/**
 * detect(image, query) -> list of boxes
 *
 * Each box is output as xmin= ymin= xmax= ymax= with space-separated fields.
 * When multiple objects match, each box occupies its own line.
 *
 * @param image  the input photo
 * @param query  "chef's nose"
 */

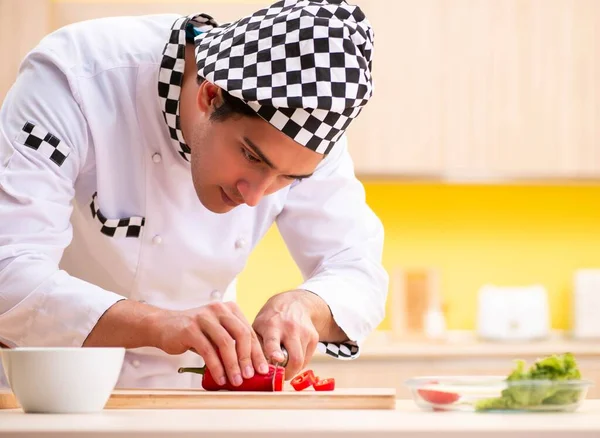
xmin=237 ymin=177 xmax=272 ymax=207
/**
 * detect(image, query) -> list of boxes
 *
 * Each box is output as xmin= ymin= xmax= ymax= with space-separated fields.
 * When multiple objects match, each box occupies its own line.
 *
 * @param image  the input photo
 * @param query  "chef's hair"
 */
xmin=197 ymin=77 xmax=260 ymax=122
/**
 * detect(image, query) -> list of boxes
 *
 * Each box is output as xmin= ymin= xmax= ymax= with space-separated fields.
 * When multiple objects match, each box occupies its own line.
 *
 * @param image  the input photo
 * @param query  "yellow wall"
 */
xmin=237 ymin=182 xmax=600 ymax=331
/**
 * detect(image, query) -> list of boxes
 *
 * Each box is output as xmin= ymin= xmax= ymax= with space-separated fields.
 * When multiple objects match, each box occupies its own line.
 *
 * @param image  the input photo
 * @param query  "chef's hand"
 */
xmin=252 ymin=290 xmax=324 ymax=379
xmin=151 ymin=301 xmax=270 ymax=387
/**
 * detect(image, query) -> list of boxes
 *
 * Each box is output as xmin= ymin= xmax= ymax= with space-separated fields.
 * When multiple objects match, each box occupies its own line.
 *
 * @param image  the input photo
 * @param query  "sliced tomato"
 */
xmin=417 ymin=385 xmax=459 ymax=404
xmin=291 ymin=369 xmax=317 ymax=391
xmin=313 ymin=378 xmax=335 ymax=391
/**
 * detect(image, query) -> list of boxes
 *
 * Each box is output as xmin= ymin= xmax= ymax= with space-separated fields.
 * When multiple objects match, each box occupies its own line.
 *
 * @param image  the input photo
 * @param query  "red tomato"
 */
xmin=417 ymin=385 xmax=460 ymax=404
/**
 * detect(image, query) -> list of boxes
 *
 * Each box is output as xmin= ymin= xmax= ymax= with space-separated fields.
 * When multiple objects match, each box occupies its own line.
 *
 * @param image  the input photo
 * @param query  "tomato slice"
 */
xmin=291 ymin=369 xmax=317 ymax=391
xmin=313 ymin=378 xmax=335 ymax=391
xmin=417 ymin=382 xmax=460 ymax=405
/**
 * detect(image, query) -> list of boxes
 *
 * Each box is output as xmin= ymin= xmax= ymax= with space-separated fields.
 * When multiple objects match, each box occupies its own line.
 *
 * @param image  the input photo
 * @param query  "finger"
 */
xmin=261 ymin=328 xmax=285 ymax=364
xmin=250 ymin=330 xmax=270 ymax=375
xmin=188 ymin=331 xmax=226 ymax=386
xmin=226 ymin=303 xmax=269 ymax=375
xmin=220 ymin=313 xmax=254 ymax=380
xmin=281 ymin=335 xmax=304 ymax=378
xmin=201 ymin=320 xmax=242 ymax=387
xmin=302 ymin=332 xmax=319 ymax=369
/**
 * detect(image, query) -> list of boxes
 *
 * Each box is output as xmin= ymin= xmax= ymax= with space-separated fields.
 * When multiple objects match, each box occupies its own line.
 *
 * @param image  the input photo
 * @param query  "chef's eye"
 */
xmin=242 ymin=148 xmax=261 ymax=163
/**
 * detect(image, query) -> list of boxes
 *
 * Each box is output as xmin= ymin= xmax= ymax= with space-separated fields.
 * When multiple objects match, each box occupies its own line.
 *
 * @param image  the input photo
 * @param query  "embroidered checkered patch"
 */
xmin=158 ymin=14 xmax=218 ymax=162
xmin=317 ymin=341 xmax=359 ymax=360
xmin=89 ymin=192 xmax=145 ymax=238
xmin=16 ymin=122 xmax=70 ymax=166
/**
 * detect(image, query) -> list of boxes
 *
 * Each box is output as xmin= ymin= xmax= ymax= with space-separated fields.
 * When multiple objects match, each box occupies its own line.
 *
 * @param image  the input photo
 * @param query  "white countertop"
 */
xmin=1 ymin=399 xmax=599 ymax=438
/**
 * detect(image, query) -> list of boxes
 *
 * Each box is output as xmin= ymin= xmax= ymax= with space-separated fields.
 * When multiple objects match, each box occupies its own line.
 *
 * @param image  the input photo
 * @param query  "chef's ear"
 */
xmin=196 ymin=79 xmax=223 ymax=114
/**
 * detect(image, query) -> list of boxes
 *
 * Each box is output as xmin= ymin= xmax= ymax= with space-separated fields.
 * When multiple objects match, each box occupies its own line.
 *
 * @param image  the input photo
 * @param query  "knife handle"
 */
xmin=280 ymin=345 xmax=289 ymax=367
xmin=270 ymin=345 xmax=288 ymax=367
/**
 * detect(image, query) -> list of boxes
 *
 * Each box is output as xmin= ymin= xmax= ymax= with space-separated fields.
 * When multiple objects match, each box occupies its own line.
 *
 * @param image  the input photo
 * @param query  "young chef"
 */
xmin=0 ymin=0 xmax=388 ymax=389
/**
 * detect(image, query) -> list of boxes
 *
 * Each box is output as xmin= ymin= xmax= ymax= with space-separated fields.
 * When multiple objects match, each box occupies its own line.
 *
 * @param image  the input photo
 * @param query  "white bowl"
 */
xmin=1 ymin=347 xmax=125 ymax=413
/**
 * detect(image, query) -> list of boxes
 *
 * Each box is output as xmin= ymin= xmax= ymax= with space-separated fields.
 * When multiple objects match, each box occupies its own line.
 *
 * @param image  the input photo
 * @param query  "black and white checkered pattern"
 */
xmin=193 ymin=0 xmax=374 ymax=154
xmin=318 ymin=341 xmax=359 ymax=360
xmin=158 ymin=0 xmax=374 ymax=160
xmin=89 ymin=192 xmax=145 ymax=238
xmin=16 ymin=122 xmax=70 ymax=166
xmin=158 ymin=14 xmax=218 ymax=162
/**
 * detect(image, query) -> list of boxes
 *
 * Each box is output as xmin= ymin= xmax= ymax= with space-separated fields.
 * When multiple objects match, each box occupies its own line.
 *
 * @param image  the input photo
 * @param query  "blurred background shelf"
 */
xmin=334 ymin=329 xmax=600 ymax=359
xmin=309 ymin=330 xmax=600 ymax=398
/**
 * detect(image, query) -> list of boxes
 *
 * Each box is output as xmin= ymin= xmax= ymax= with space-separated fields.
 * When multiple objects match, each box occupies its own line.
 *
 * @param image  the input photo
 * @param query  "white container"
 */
xmin=572 ymin=269 xmax=600 ymax=339
xmin=1 ymin=347 xmax=125 ymax=413
xmin=476 ymin=284 xmax=550 ymax=341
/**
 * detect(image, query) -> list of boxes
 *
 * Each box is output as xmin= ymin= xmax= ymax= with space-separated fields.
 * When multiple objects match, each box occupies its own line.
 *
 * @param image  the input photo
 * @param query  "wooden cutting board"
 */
xmin=0 ymin=388 xmax=396 ymax=410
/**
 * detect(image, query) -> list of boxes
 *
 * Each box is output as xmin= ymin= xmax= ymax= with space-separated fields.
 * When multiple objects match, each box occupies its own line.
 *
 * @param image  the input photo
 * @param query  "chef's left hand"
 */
xmin=252 ymin=289 xmax=323 ymax=378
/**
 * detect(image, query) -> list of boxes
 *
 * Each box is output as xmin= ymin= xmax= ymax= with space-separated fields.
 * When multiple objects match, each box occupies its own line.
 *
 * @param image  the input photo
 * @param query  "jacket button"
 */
xmin=152 ymin=235 xmax=162 ymax=245
xmin=152 ymin=153 xmax=162 ymax=163
xmin=210 ymin=290 xmax=222 ymax=301
xmin=235 ymin=238 xmax=246 ymax=249
xmin=132 ymin=360 xmax=141 ymax=368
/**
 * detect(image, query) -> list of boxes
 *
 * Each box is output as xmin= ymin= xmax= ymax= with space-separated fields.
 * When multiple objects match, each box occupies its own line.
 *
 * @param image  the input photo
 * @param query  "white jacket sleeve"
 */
xmin=276 ymin=135 xmax=389 ymax=357
xmin=0 ymin=47 xmax=125 ymax=347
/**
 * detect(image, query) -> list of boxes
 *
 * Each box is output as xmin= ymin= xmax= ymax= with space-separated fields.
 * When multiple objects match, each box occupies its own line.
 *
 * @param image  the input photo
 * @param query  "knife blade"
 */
xmin=270 ymin=346 xmax=288 ymax=391
xmin=271 ymin=362 xmax=280 ymax=390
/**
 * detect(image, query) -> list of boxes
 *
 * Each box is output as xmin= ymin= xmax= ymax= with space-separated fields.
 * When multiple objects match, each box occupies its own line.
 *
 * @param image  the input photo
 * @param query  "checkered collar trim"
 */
xmin=192 ymin=0 xmax=374 ymax=154
xmin=158 ymin=14 xmax=218 ymax=163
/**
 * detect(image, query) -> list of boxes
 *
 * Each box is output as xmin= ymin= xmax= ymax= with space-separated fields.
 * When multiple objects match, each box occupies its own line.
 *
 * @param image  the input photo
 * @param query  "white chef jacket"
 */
xmin=0 ymin=13 xmax=388 ymax=388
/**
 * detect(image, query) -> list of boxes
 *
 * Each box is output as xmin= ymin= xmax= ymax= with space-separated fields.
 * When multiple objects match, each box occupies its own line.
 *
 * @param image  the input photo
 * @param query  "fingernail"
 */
xmin=233 ymin=374 xmax=243 ymax=386
xmin=259 ymin=363 xmax=269 ymax=374
xmin=218 ymin=376 xmax=227 ymax=386
xmin=244 ymin=365 xmax=254 ymax=378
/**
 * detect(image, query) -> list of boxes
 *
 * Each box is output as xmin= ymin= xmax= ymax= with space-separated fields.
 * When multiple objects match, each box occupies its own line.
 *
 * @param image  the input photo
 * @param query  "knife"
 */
xmin=271 ymin=346 xmax=288 ymax=390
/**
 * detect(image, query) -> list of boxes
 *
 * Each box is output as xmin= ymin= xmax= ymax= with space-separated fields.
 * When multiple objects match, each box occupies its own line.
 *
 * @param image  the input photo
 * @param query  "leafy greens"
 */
xmin=475 ymin=352 xmax=583 ymax=411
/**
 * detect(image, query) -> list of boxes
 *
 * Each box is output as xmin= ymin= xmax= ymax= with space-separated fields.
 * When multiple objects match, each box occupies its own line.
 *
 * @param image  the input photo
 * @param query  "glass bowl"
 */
xmin=404 ymin=375 xmax=594 ymax=412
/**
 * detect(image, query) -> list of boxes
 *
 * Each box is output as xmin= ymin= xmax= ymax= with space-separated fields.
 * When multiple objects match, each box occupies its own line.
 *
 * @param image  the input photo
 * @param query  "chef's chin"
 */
xmin=195 ymin=186 xmax=236 ymax=214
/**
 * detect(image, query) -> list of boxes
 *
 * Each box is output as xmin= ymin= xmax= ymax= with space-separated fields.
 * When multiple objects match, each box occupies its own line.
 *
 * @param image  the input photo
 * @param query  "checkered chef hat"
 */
xmin=193 ymin=0 xmax=375 ymax=154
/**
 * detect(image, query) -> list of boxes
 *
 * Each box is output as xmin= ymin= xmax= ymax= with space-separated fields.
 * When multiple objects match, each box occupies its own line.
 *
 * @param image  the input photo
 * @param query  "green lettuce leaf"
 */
xmin=474 ymin=352 xmax=582 ymax=411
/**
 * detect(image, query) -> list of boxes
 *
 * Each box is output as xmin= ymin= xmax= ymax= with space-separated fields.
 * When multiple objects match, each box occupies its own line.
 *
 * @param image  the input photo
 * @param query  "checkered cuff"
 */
xmin=317 ymin=341 xmax=359 ymax=360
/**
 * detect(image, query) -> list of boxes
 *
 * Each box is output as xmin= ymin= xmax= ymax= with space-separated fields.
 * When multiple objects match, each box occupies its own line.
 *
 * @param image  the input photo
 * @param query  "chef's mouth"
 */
xmin=220 ymin=187 xmax=242 ymax=207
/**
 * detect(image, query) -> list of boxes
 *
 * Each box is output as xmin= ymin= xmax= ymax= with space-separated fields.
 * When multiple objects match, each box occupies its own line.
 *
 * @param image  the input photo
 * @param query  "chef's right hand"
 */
xmin=150 ymin=301 xmax=270 ymax=386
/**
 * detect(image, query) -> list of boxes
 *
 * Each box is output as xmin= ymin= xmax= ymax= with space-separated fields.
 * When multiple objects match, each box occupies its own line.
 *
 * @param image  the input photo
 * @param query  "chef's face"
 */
xmin=185 ymin=81 xmax=323 ymax=214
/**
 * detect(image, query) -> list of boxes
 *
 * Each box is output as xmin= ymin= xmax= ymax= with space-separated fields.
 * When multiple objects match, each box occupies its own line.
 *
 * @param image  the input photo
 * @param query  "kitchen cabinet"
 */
xmin=343 ymin=0 xmax=446 ymax=177
xmin=0 ymin=0 xmax=599 ymax=180
xmin=351 ymin=0 xmax=600 ymax=180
